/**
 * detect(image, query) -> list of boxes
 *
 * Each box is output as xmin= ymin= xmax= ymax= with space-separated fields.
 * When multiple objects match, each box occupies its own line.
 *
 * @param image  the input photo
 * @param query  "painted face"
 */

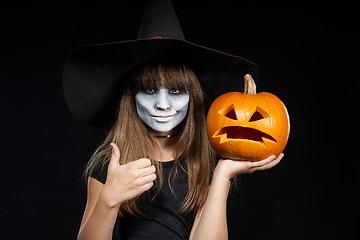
xmin=135 ymin=87 xmax=190 ymax=133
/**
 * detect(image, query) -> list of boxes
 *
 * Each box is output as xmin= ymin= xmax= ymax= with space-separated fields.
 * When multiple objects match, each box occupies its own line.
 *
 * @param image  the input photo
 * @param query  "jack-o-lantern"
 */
xmin=206 ymin=74 xmax=290 ymax=160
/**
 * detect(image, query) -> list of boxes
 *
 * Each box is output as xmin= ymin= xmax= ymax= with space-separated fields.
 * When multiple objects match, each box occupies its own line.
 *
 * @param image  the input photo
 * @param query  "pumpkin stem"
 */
xmin=244 ymin=74 xmax=257 ymax=95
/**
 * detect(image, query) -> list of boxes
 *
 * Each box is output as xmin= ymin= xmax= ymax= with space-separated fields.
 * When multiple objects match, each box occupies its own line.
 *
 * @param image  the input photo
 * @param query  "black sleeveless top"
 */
xmin=91 ymin=160 xmax=194 ymax=240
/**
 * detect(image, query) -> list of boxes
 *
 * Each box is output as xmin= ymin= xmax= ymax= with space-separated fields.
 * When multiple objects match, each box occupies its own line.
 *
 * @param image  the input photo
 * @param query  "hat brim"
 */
xmin=62 ymin=38 xmax=258 ymax=129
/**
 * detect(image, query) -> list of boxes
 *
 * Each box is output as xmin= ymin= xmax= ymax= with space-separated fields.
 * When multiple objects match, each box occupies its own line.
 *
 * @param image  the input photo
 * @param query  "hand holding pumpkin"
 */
xmin=214 ymin=153 xmax=284 ymax=180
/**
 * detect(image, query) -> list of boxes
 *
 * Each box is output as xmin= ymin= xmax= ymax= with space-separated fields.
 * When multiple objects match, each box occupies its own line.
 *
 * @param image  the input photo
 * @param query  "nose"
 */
xmin=155 ymin=89 xmax=171 ymax=110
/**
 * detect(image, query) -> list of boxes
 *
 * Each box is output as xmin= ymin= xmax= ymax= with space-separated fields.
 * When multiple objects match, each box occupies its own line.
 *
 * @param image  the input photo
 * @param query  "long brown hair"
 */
xmin=84 ymin=61 xmax=216 ymax=217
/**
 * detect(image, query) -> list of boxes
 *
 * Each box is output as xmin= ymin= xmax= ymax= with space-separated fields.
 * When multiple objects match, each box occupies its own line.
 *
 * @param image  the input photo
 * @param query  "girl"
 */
xmin=77 ymin=61 xmax=283 ymax=240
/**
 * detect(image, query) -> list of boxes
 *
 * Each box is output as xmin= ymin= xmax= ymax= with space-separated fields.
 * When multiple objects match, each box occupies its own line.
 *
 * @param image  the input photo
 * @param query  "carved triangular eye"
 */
xmin=249 ymin=107 xmax=269 ymax=122
xmin=224 ymin=105 xmax=237 ymax=120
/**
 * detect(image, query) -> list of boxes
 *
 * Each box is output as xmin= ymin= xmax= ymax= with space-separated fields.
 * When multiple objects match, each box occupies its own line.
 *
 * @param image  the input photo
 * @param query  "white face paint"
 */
xmin=135 ymin=87 xmax=190 ymax=133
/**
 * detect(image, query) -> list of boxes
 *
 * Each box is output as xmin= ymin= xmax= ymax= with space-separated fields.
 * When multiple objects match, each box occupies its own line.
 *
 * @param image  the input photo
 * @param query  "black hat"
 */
xmin=62 ymin=0 xmax=258 ymax=129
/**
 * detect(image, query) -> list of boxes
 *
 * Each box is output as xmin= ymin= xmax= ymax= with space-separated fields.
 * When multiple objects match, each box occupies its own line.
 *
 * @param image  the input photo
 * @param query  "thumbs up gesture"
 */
xmin=100 ymin=143 xmax=157 ymax=208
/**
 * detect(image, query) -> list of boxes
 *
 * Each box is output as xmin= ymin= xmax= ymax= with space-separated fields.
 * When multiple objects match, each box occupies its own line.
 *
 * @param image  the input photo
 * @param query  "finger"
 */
xmin=131 ymin=158 xmax=152 ymax=169
xmin=252 ymin=157 xmax=280 ymax=171
xmin=252 ymin=153 xmax=284 ymax=171
xmin=140 ymin=181 xmax=154 ymax=192
xmin=135 ymin=173 xmax=157 ymax=186
xmin=109 ymin=143 xmax=120 ymax=169
xmin=139 ymin=165 xmax=156 ymax=177
xmin=251 ymin=155 xmax=276 ymax=168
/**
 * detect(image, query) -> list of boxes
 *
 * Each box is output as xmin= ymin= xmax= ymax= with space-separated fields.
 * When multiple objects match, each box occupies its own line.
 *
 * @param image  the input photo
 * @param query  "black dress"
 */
xmin=91 ymin=160 xmax=194 ymax=240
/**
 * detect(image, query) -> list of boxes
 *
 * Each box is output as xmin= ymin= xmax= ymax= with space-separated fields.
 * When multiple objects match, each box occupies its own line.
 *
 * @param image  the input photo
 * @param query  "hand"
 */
xmin=100 ymin=143 xmax=157 ymax=208
xmin=214 ymin=153 xmax=284 ymax=180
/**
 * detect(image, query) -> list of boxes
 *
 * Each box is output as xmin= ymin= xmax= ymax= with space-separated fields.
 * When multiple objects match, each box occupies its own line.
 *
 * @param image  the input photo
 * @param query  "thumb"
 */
xmin=109 ymin=142 xmax=121 ymax=169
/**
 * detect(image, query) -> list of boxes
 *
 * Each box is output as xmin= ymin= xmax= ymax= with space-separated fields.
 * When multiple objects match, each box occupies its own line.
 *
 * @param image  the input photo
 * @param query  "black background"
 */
xmin=1 ymin=2 xmax=358 ymax=240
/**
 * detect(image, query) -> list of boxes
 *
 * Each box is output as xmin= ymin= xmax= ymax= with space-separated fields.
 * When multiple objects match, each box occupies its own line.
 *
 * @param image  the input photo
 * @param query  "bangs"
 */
xmin=131 ymin=61 xmax=192 ymax=93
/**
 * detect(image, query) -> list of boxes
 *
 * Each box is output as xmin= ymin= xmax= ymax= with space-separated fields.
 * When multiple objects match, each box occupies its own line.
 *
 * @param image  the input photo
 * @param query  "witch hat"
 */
xmin=62 ymin=0 xmax=258 ymax=129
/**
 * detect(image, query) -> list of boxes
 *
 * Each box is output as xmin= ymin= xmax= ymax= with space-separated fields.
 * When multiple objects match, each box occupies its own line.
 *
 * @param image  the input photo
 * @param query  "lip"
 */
xmin=151 ymin=114 xmax=175 ymax=122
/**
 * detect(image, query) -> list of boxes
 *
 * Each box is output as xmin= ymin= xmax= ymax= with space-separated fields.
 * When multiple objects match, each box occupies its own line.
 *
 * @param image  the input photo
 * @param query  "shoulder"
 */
xmin=90 ymin=162 xmax=109 ymax=185
xmin=88 ymin=176 xmax=105 ymax=193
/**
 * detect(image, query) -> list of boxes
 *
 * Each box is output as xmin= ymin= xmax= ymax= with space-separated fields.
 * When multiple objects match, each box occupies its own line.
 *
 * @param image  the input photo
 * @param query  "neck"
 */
xmin=150 ymin=129 xmax=178 ymax=162
xmin=154 ymin=133 xmax=177 ymax=139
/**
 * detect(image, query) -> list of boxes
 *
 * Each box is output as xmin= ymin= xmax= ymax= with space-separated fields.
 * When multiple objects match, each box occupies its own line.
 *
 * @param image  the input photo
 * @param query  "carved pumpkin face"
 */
xmin=206 ymin=75 xmax=290 ymax=160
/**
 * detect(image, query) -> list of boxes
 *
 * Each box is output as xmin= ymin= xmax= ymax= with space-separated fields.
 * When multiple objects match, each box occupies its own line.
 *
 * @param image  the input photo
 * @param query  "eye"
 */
xmin=169 ymin=88 xmax=180 ymax=94
xmin=144 ymin=89 xmax=156 ymax=94
xmin=249 ymin=107 xmax=269 ymax=122
xmin=224 ymin=105 xmax=237 ymax=120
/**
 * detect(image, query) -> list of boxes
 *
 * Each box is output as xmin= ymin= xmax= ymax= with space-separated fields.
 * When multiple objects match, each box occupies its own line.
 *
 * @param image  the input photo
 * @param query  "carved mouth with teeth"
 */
xmin=214 ymin=126 xmax=277 ymax=144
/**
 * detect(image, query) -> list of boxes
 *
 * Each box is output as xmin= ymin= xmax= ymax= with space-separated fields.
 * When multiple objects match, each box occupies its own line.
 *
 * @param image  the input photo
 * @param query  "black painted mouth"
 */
xmin=215 ymin=126 xmax=277 ymax=143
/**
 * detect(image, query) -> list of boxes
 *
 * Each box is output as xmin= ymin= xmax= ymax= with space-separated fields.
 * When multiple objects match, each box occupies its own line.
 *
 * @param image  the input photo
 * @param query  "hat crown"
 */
xmin=137 ymin=0 xmax=185 ymax=40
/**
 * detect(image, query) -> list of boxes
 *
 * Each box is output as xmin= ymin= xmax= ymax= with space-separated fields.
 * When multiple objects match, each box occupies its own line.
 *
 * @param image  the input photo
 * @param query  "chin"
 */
xmin=153 ymin=127 xmax=173 ymax=133
xmin=151 ymin=123 xmax=176 ymax=133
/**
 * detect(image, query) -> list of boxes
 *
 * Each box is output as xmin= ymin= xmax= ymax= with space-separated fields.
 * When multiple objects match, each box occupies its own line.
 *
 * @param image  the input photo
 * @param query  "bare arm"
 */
xmin=189 ymin=175 xmax=230 ymax=240
xmin=190 ymin=154 xmax=284 ymax=240
xmin=77 ymin=178 xmax=119 ymax=240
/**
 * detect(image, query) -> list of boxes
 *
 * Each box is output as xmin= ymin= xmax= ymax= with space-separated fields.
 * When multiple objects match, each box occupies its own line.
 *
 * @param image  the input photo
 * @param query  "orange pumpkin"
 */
xmin=206 ymin=74 xmax=290 ymax=160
